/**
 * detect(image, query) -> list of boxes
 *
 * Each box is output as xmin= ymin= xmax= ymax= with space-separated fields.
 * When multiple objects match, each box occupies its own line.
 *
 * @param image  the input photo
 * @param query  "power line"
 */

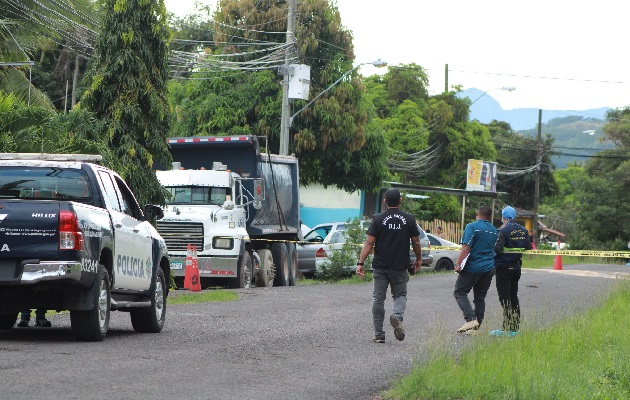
xmin=449 ymin=68 xmax=628 ymax=85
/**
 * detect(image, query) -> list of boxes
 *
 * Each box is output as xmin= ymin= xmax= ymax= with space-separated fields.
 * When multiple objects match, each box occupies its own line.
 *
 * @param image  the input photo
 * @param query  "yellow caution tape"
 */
xmin=158 ymin=233 xmax=630 ymax=258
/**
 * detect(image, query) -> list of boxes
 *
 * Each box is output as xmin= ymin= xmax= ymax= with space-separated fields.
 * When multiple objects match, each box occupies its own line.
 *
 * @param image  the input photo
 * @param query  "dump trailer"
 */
xmin=156 ymin=135 xmax=301 ymax=288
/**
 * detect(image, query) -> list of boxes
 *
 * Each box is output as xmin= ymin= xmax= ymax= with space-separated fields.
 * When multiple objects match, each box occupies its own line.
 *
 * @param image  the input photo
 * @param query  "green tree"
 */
xmin=550 ymin=107 xmax=630 ymax=250
xmin=487 ymin=120 xmax=558 ymax=210
xmin=81 ymin=0 xmax=172 ymax=206
xmin=0 ymin=91 xmax=53 ymax=151
xmin=384 ymin=63 xmax=429 ymax=105
xmin=0 ymin=0 xmax=98 ymax=110
xmin=362 ymin=76 xmax=500 ymax=222
xmin=168 ymin=0 xmax=389 ymax=192
xmin=0 ymin=90 xmax=114 ymax=162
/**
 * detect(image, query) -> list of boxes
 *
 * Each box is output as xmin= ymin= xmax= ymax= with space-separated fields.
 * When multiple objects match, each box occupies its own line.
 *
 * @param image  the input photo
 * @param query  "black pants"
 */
xmin=454 ymin=269 xmax=495 ymax=325
xmin=495 ymin=263 xmax=521 ymax=331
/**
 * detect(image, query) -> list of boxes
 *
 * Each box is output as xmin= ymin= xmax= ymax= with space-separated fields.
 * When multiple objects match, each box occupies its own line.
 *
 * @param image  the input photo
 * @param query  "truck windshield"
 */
xmin=165 ymin=186 xmax=229 ymax=205
xmin=0 ymin=166 xmax=91 ymax=201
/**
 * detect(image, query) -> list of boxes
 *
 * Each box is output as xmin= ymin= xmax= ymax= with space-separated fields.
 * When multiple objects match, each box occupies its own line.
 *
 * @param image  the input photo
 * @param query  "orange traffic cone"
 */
xmin=190 ymin=245 xmax=201 ymax=292
xmin=184 ymin=244 xmax=194 ymax=289
xmin=553 ymin=240 xmax=563 ymax=270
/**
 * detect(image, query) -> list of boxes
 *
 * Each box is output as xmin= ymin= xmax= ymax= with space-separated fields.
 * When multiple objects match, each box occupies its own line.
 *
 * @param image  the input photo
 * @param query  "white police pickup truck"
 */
xmin=0 ymin=154 xmax=170 ymax=341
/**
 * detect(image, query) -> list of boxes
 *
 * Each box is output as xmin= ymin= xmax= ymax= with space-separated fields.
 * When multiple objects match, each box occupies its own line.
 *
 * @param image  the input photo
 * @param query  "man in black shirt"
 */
xmin=492 ymin=206 xmax=532 ymax=336
xmin=356 ymin=189 xmax=423 ymax=343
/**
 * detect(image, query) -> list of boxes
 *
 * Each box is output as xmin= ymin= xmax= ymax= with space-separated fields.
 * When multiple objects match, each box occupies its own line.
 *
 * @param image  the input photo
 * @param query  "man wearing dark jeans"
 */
xmin=17 ymin=309 xmax=51 ymax=328
xmin=356 ymin=189 xmax=423 ymax=343
xmin=492 ymin=206 xmax=532 ymax=336
xmin=453 ymin=205 xmax=498 ymax=334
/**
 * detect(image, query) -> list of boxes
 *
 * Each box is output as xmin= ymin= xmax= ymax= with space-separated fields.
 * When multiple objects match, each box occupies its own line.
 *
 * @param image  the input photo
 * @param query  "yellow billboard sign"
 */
xmin=466 ymin=159 xmax=497 ymax=192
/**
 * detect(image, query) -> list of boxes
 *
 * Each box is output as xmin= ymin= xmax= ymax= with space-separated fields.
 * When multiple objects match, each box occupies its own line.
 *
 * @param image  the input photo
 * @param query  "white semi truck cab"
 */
xmin=155 ymin=136 xmax=301 ymax=289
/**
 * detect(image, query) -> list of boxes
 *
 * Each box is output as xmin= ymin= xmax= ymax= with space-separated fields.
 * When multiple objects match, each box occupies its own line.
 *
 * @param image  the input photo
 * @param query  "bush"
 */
xmin=315 ymin=217 xmax=372 ymax=282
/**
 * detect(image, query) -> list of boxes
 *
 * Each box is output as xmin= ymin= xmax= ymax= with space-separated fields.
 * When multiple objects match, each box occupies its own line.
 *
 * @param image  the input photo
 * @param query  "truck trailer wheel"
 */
xmin=0 ymin=313 xmax=17 ymax=329
xmin=286 ymin=242 xmax=298 ymax=286
xmin=255 ymin=249 xmax=275 ymax=288
xmin=131 ymin=268 xmax=167 ymax=333
xmin=272 ymin=243 xmax=290 ymax=286
xmin=71 ymin=265 xmax=111 ymax=342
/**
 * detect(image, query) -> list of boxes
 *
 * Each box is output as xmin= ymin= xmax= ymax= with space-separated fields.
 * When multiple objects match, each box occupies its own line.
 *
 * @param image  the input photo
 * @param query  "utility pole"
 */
xmin=532 ymin=109 xmax=542 ymax=247
xmin=279 ymin=0 xmax=297 ymax=156
xmin=444 ymin=63 xmax=448 ymax=93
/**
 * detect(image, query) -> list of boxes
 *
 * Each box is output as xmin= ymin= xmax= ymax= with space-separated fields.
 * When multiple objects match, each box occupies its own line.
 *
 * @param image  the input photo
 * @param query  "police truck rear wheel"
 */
xmin=131 ymin=268 xmax=167 ymax=333
xmin=70 ymin=265 xmax=111 ymax=342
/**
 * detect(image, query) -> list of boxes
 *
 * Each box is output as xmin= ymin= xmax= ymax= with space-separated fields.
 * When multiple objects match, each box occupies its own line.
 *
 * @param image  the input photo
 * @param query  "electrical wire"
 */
xmin=449 ymin=68 xmax=627 ymax=85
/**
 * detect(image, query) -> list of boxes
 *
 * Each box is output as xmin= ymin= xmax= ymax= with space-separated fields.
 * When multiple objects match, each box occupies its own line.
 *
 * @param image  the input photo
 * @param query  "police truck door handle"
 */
xmin=115 ymin=223 xmax=122 ymax=229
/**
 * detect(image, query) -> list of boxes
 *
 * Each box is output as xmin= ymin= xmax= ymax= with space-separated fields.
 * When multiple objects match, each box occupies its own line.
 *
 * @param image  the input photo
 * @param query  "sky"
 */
xmin=165 ymin=0 xmax=630 ymax=112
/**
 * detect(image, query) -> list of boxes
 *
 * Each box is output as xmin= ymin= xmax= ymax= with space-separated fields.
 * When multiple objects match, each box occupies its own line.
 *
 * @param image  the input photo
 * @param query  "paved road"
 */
xmin=0 ymin=263 xmax=628 ymax=400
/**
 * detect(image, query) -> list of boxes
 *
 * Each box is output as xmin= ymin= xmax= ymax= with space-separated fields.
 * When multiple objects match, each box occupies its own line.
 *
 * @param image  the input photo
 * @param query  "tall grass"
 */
xmin=385 ymin=280 xmax=630 ymax=400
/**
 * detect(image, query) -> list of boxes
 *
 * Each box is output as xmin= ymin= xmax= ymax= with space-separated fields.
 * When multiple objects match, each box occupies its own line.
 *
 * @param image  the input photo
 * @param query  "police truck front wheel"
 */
xmin=131 ymin=268 xmax=167 ymax=333
xmin=71 ymin=265 xmax=111 ymax=342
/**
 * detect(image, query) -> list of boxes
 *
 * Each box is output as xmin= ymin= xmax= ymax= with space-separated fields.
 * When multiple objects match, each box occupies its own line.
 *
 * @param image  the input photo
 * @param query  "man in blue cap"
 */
xmin=492 ymin=206 xmax=532 ymax=336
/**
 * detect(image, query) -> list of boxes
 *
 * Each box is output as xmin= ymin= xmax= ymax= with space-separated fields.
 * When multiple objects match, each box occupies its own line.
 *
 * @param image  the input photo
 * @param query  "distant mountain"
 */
xmin=457 ymin=89 xmax=615 ymax=168
xmin=458 ymin=88 xmax=610 ymax=131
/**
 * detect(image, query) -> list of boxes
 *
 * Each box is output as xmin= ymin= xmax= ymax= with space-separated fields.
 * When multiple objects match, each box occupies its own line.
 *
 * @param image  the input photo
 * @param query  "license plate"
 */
xmin=171 ymin=261 xmax=183 ymax=270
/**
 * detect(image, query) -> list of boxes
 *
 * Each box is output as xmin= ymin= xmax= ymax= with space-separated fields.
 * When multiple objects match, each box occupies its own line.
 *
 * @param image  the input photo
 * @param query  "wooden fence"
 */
xmin=418 ymin=219 xmax=461 ymax=244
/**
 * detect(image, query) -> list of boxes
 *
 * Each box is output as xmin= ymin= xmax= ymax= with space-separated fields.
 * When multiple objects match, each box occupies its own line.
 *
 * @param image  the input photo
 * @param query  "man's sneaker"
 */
xmin=457 ymin=319 xmax=479 ymax=333
xmin=465 ymin=328 xmax=480 ymax=335
xmin=16 ymin=319 xmax=29 ymax=328
xmin=390 ymin=315 xmax=405 ymax=341
xmin=490 ymin=329 xmax=521 ymax=337
xmin=35 ymin=317 xmax=52 ymax=328
xmin=372 ymin=337 xmax=385 ymax=344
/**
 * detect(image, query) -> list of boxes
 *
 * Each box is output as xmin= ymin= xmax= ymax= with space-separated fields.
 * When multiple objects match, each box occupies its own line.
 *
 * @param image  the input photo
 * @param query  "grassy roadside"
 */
xmin=168 ymin=289 xmax=239 ymax=304
xmin=384 ymin=280 xmax=630 ymax=400
xmin=521 ymin=254 xmax=624 ymax=269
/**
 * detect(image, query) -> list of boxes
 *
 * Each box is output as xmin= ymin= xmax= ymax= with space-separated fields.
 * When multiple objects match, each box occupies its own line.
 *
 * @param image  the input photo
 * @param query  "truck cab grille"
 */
xmin=156 ymin=221 xmax=204 ymax=252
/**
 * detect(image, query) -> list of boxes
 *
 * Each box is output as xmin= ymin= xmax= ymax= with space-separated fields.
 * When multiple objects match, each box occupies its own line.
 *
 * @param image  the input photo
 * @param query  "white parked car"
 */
xmin=425 ymin=233 xmax=461 ymax=271
xmin=297 ymin=221 xmax=432 ymax=275
xmin=297 ymin=221 xmax=370 ymax=276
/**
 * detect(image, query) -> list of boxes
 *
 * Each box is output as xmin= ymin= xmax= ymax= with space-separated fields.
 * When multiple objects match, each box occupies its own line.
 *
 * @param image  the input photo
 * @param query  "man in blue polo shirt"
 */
xmin=453 ymin=205 xmax=498 ymax=334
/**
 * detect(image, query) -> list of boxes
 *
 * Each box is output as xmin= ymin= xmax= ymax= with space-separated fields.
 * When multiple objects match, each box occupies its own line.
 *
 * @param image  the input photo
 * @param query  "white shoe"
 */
xmin=457 ymin=320 xmax=479 ymax=333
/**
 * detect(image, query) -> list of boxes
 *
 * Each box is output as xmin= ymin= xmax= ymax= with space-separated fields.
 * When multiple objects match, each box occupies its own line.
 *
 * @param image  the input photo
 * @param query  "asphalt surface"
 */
xmin=0 ymin=263 xmax=628 ymax=400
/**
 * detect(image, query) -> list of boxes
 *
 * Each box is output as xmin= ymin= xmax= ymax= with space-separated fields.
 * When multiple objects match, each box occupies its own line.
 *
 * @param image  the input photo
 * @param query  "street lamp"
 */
xmin=469 ymin=86 xmax=516 ymax=105
xmin=279 ymin=59 xmax=388 ymax=155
